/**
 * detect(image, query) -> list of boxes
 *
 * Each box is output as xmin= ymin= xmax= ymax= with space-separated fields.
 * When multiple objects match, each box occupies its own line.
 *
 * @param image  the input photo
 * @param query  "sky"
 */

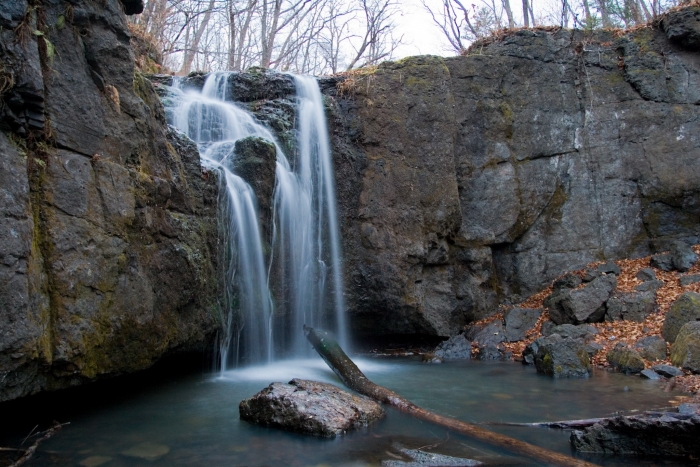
xmin=393 ymin=0 xmax=453 ymax=58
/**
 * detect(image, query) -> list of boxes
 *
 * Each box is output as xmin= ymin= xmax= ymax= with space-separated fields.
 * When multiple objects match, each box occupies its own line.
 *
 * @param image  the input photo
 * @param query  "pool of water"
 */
xmin=1 ymin=358 xmax=689 ymax=466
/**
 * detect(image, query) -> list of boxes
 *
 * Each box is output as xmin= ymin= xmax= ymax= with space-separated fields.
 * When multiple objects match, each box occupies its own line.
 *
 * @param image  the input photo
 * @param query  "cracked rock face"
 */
xmin=324 ymin=9 xmax=700 ymax=340
xmin=0 ymin=0 xmax=219 ymax=401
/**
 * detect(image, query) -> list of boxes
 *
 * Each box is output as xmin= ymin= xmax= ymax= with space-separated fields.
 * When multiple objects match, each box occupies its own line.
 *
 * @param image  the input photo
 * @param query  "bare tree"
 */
xmin=345 ymin=0 xmax=402 ymax=70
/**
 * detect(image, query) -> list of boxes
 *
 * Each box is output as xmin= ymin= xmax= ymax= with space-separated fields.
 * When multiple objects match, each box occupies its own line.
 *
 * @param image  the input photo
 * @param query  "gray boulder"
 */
xmin=651 ymin=364 xmax=684 ymax=378
xmin=680 ymin=274 xmax=700 ymax=287
xmin=634 ymin=336 xmax=667 ymax=361
xmin=670 ymin=322 xmax=700 ymax=373
xmin=531 ymin=334 xmax=591 ymax=378
xmin=636 ymin=268 xmax=657 ymax=282
xmin=640 ymin=369 xmax=662 ymax=380
xmin=636 ymin=280 xmax=664 ymax=293
xmin=552 ymin=273 xmax=583 ymax=290
xmin=606 ymin=345 xmax=645 ymax=374
xmin=571 ymin=413 xmax=700 ymax=456
xmin=670 ymin=241 xmax=698 ymax=272
xmin=650 ymin=253 xmax=675 ymax=272
xmin=605 ymin=291 xmax=656 ymax=322
xmin=548 ymin=274 xmax=617 ymax=325
xmin=662 ymin=292 xmax=700 ymax=343
xmin=239 ymin=379 xmax=384 ymax=437
xmin=583 ymin=262 xmax=621 ymax=281
xmin=549 ymin=324 xmax=598 ymax=341
xmin=433 ymin=334 xmax=471 ymax=360
xmin=468 ymin=321 xmax=508 ymax=360
xmin=504 ymin=307 xmax=542 ymax=342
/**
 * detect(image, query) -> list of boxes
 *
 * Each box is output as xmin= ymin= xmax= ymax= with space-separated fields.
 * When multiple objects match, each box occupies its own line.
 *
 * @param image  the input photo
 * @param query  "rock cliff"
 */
xmin=0 ymin=0 xmax=219 ymax=401
xmin=2 ymin=0 xmax=699 ymax=402
xmin=324 ymin=8 xmax=700 ymax=339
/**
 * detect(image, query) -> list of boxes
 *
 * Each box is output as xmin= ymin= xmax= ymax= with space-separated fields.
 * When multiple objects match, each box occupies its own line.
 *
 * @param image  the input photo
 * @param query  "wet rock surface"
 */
xmin=571 ymin=412 xmax=700 ymax=456
xmin=239 ymin=379 xmax=384 ymax=437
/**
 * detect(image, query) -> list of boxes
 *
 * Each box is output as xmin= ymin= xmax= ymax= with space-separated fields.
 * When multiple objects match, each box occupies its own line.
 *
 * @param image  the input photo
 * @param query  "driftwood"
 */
xmin=304 ymin=326 xmax=600 ymax=467
xmin=9 ymin=422 xmax=67 ymax=467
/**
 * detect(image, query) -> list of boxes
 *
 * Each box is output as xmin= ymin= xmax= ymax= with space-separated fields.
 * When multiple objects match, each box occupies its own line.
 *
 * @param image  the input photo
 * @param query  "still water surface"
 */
xmin=5 ymin=358 xmax=689 ymax=466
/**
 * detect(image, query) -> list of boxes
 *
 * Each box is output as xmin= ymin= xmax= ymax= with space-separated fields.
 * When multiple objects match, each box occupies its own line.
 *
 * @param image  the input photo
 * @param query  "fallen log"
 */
xmin=304 ymin=326 xmax=600 ymax=467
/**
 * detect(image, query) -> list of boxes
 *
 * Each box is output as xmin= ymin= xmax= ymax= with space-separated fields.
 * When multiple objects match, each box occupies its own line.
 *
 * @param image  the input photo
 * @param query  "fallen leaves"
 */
xmin=481 ymin=245 xmax=700 ymax=394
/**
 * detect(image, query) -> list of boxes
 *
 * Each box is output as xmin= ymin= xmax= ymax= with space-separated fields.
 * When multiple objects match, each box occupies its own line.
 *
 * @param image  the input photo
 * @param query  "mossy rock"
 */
xmin=670 ymin=322 xmax=700 ymax=373
xmin=662 ymin=292 xmax=700 ymax=343
xmin=606 ymin=346 xmax=645 ymax=374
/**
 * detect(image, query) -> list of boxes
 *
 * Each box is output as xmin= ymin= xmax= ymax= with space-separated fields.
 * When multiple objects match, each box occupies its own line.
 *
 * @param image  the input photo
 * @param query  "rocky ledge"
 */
xmin=571 ymin=410 xmax=700 ymax=456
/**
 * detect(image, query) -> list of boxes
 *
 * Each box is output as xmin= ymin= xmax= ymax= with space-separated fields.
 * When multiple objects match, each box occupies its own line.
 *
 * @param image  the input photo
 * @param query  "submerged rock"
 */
xmin=571 ymin=413 xmax=700 ymax=456
xmin=239 ymin=379 xmax=384 ymax=437
xmin=662 ymin=292 xmax=700 ymax=343
xmin=382 ymin=444 xmax=482 ymax=467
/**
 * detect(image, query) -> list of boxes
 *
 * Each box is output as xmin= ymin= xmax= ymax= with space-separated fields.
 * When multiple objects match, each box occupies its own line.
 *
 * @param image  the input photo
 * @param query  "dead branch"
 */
xmin=304 ymin=325 xmax=600 ymax=467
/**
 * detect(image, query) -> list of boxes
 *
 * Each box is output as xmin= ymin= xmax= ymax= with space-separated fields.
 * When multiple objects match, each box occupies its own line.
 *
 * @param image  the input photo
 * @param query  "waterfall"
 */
xmin=168 ymin=72 xmax=347 ymax=369
xmin=272 ymin=76 xmax=347 ymax=355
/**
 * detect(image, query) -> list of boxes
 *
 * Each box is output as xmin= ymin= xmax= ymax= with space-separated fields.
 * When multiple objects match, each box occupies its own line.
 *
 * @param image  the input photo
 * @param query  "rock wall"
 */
xmin=0 ymin=0 xmax=219 ymax=402
xmin=325 ymin=9 xmax=700 ymax=339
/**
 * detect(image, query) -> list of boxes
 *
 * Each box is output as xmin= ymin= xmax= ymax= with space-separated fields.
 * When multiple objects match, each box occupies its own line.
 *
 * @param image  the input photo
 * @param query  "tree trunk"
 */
xmin=522 ymin=0 xmax=529 ymax=27
xmin=502 ymin=0 xmax=515 ymax=28
xmin=304 ymin=327 xmax=601 ymax=467
xmin=179 ymin=0 xmax=216 ymax=75
xmin=596 ymin=0 xmax=612 ymax=27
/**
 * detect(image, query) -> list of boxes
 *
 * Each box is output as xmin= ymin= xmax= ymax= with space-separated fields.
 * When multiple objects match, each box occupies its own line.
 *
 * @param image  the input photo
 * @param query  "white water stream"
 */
xmin=169 ymin=72 xmax=346 ymax=369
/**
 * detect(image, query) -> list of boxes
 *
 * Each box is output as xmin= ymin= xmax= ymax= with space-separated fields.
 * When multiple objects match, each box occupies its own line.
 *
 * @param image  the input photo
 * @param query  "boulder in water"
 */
xmin=239 ymin=379 xmax=384 ymax=437
xmin=529 ymin=334 xmax=591 ymax=378
xmin=432 ymin=334 xmax=471 ymax=360
xmin=571 ymin=412 xmax=700 ymax=456
xmin=606 ymin=344 xmax=645 ymax=374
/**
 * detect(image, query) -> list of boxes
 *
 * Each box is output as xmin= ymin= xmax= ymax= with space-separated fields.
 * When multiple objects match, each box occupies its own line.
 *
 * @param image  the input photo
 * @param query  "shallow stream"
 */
xmin=1 ymin=358 xmax=689 ymax=466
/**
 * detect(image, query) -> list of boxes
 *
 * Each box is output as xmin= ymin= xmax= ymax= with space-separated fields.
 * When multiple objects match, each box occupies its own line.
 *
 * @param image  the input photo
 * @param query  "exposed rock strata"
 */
xmin=0 ymin=0 xmax=219 ymax=401
xmin=323 ymin=10 xmax=700 ymax=339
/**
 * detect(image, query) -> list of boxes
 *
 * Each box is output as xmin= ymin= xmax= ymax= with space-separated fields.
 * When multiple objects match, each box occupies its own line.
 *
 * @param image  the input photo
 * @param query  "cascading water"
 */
xmin=271 ymin=76 xmax=347 ymax=357
xmin=168 ymin=72 xmax=347 ymax=369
